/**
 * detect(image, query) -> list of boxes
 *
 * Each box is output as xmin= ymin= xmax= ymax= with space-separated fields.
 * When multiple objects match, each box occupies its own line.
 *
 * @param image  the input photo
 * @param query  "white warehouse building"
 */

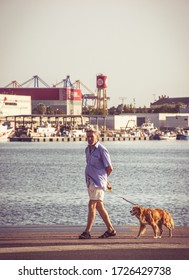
xmin=89 ymin=115 xmax=137 ymax=130
xmin=0 ymin=94 xmax=31 ymax=116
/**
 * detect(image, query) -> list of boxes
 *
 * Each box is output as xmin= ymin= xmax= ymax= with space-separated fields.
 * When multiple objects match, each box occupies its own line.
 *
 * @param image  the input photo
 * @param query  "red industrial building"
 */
xmin=0 ymin=76 xmax=82 ymax=115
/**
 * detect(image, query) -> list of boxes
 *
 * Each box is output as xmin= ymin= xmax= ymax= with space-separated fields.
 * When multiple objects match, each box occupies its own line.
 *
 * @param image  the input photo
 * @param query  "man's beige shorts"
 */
xmin=88 ymin=179 xmax=104 ymax=201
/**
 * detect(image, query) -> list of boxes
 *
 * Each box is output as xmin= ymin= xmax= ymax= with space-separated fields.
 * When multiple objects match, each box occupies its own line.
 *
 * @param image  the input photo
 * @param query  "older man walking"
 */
xmin=79 ymin=128 xmax=116 ymax=239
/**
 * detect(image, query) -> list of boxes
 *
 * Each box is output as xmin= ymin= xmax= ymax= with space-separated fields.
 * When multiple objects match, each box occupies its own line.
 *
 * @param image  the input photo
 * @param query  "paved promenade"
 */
xmin=0 ymin=225 xmax=188 ymax=260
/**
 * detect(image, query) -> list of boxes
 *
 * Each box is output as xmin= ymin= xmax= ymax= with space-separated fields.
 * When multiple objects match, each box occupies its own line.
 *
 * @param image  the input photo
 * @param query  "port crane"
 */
xmin=20 ymin=75 xmax=50 ymax=88
xmin=4 ymin=80 xmax=22 ymax=88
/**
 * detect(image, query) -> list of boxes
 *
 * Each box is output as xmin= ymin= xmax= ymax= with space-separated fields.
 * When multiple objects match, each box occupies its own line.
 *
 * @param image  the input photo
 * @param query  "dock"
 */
xmin=0 ymin=225 xmax=188 ymax=260
xmin=9 ymin=136 xmax=150 ymax=142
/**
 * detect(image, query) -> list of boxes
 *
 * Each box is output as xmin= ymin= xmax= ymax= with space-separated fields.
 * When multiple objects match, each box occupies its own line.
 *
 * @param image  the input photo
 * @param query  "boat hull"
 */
xmin=159 ymin=136 xmax=176 ymax=140
xmin=176 ymin=135 xmax=189 ymax=140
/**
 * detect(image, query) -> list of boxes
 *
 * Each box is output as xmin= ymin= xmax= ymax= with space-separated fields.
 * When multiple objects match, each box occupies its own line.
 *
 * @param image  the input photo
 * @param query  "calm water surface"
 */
xmin=0 ymin=140 xmax=189 ymax=227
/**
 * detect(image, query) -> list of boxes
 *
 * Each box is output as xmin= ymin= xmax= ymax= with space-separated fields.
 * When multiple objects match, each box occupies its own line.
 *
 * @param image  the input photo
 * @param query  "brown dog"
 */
xmin=130 ymin=205 xmax=174 ymax=238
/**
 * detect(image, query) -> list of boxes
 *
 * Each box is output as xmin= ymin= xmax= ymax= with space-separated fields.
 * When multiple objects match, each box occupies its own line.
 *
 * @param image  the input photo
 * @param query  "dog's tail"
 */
xmin=164 ymin=211 xmax=174 ymax=229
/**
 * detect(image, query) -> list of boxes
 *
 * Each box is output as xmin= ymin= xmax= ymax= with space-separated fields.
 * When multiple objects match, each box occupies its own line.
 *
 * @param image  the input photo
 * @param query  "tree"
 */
xmin=108 ymin=106 xmax=116 ymax=115
xmin=46 ymin=106 xmax=54 ymax=115
xmin=116 ymin=104 xmax=124 ymax=114
xmin=35 ymin=103 xmax=46 ymax=115
xmin=153 ymin=104 xmax=179 ymax=113
xmin=56 ymin=108 xmax=65 ymax=115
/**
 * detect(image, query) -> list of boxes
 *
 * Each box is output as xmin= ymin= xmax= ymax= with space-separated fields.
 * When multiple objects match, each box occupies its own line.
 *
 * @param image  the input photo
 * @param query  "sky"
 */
xmin=0 ymin=0 xmax=189 ymax=108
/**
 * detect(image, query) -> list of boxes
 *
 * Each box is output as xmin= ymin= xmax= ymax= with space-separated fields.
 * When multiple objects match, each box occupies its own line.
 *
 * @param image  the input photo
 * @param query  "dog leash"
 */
xmin=120 ymin=197 xmax=138 ymax=206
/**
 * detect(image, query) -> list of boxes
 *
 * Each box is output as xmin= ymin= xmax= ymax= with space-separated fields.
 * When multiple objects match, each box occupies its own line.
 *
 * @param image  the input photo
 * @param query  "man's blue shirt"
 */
xmin=85 ymin=142 xmax=112 ymax=191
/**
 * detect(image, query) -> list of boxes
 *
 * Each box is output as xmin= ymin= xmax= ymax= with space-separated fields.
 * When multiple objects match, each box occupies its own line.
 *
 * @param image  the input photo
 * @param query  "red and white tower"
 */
xmin=96 ymin=74 xmax=108 ymax=115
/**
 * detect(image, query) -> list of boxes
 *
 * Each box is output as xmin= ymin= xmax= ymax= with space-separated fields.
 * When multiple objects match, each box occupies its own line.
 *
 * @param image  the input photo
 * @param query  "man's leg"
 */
xmin=85 ymin=200 xmax=97 ymax=233
xmin=96 ymin=200 xmax=114 ymax=232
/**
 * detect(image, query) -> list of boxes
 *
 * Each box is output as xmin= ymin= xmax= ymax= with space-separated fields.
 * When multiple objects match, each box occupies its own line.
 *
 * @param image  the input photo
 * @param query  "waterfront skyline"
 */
xmin=0 ymin=0 xmax=189 ymax=108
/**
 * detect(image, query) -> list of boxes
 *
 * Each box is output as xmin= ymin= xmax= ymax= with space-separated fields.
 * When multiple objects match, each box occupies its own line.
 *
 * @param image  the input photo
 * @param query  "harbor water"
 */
xmin=0 ymin=140 xmax=189 ymax=227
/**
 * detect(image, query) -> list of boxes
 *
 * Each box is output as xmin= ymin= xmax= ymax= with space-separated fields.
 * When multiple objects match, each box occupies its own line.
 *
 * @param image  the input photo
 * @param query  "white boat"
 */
xmin=0 ymin=124 xmax=14 ymax=142
xmin=31 ymin=122 xmax=56 ymax=137
xmin=71 ymin=129 xmax=86 ymax=137
xmin=140 ymin=121 xmax=157 ymax=136
xmin=37 ymin=126 xmax=56 ymax=137
xmin=158 ymin=132 xmax=176 ymax=140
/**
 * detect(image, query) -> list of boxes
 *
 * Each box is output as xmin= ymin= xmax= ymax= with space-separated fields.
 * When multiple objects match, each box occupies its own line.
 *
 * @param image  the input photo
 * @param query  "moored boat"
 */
xmin=140 ymin=121 xmax=157 ymax=136
xmin=0 ymin=123 xmax=14 ymax=142
xmin=176 ymin=128 xmax=189 ymax=140
xmin=30 ymin=122 xmax=57 ymax=137
xmin=158 ymin=132 xmax=176 ymax=140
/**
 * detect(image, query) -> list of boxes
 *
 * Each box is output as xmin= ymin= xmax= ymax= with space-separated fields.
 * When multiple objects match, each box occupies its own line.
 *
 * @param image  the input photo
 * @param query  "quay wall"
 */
xmin=31 ymin=136 xmax=149 ymax=142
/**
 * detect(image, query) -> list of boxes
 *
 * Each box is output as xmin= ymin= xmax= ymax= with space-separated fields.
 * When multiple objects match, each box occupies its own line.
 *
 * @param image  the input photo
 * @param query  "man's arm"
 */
xmin=106 ymin=165 xmax=113 ymax=176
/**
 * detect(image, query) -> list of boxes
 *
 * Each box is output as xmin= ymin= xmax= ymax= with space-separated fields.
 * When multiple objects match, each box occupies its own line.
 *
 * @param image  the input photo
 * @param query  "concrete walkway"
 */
xmin=0 ymin=225 xmax=188 ymax=260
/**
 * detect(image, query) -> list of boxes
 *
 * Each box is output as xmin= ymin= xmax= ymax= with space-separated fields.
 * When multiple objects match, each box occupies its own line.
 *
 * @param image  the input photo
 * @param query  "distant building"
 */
xmin=135 ymin=112 xmax=189 ymax=130
xmin=151 ymin=96 xmax=189 ymax=111
xmin=166 ymin=115 xmax=189 ymax=128
xmin=0 ymin=94 xmax=31 ymax=116
xmin=89 ymin=115 xmax=137 ymax=130
xmin=0 ymin=87 xmax=82 ymax=115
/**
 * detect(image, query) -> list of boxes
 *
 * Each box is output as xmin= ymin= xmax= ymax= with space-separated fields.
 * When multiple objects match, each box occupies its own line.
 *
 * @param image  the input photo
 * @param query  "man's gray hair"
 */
xmin=86 ymin=125 xmax=100 ymax=136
